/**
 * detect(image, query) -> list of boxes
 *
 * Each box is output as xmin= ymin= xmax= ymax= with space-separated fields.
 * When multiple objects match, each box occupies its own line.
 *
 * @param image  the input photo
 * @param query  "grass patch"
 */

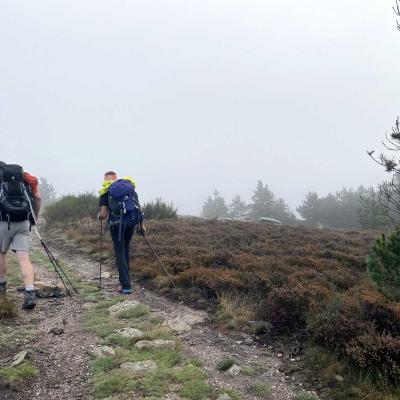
xmin=91 ymin=356 xmax=119 ymax=374
xmin=185 ymin=357 xmax=203 ymax=368
xmin=248 ymin=383 xmax=272 ymax=398
xmin=242 ymin=366 xmax=256 ymax=376
xmin=95 ymin=297 xmax=125 ymax=310
xmin=118 ymin=347 xmax=182 ymax=369
xmin=0 ymin=362 xmax=38 ymax=381
xmin=117 ymin=304 xmax=150 ymax=320
xmin=216 ymin=357 xmax=237 ymax=372
xmin=84 ymin=309 xmax=125 ymax=337
xmin=180 ymin=379 xmax=213 ymax=400
xmin=216 ymin=291 xmax=257 ymax=330
xmin=173 ymin=365 xmax=207 ymax=382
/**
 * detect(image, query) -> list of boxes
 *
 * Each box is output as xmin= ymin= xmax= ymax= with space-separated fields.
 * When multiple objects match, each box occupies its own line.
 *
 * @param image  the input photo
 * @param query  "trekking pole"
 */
xmin=24 ymin=189 xmax=78 ymax=295
xmin=32 ymin=227 xmax=78 ymax=295
xmin=140 ymin=232 xmax=176 ymax=288
xmin=99 ymin=219 xmax=103 ymax=289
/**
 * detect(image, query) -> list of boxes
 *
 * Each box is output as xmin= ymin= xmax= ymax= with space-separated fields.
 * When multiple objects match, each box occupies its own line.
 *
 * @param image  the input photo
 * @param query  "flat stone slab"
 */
xmin=120 ymin=360 xmax=157 ymax=376
xmin=135 ymin=339 xmax=176 ymax=350
xmin=86 ymin=345 xmax=116 ymax=358
xmin=11 ymin=350 xmax=28 ymax=367
xmin=162 ymin=312 xmax=207 ymax=334
xmin=108 ymin=300 xmax=141 ymax=315
xmin=114 ymin=327 xmax=144 ymax=339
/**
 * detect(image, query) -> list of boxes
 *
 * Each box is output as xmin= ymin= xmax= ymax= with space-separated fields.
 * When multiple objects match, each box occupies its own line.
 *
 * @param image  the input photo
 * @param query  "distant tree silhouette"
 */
xmin=39 ymin=177 xmax=57 ymax=206
xmin=228 ymin=195 xmax=248 ymax=217
xmin=202 ymin=190 xmax=229 ymax=218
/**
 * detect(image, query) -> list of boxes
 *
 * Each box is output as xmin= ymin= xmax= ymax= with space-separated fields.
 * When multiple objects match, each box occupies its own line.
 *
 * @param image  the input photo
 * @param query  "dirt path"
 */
xmin=1 ymin=231 xmax=316 ymax=399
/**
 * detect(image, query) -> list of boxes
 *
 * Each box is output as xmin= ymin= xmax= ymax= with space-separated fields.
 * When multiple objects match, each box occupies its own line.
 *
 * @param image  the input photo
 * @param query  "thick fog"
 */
xmin=1 ymin=0 xmax=399 ymax=214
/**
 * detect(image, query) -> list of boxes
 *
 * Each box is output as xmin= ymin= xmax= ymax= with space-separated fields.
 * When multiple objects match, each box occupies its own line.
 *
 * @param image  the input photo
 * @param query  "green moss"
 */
xmin=0 ymin=362 xmax=38 ymax=381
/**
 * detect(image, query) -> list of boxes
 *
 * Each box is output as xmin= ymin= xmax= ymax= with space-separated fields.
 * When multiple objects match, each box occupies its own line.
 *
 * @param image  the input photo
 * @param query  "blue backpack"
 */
xmin=108 ymin=179 xmax=140 ymax=238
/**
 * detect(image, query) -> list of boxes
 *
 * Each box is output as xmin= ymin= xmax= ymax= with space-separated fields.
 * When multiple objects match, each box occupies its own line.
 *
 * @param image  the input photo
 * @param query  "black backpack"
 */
xmin=0 ymin=164 xmax=35 ymax=226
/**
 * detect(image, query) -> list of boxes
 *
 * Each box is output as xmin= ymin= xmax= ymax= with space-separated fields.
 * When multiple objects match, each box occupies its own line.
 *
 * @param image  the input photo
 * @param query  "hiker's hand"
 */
xmin=137 ymin=225 xmax=146 ymax=236
xmin=98 ymin=207 xmax=108 ymax=220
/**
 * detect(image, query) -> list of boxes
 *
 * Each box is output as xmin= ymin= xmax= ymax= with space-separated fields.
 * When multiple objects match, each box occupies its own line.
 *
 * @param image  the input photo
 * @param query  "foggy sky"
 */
xmin=1 ymin=0 xmax=399 ymax=215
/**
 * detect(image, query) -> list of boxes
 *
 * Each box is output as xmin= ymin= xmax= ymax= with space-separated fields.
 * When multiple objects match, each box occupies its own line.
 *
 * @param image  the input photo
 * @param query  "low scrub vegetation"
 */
xmin=48 ymin=211 xmax=400 ymax=395
xmin=142 ymin=198 xmax=178 ymax=220
xmin=44 ymin=192 xmax=98 ymax=223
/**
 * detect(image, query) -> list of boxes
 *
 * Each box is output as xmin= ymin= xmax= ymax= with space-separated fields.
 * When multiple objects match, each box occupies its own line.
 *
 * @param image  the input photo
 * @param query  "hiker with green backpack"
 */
xmin=98 ymin=171 xmax=146 ymax=294
xmin=0 ymin=162 xmax=42 ymax=309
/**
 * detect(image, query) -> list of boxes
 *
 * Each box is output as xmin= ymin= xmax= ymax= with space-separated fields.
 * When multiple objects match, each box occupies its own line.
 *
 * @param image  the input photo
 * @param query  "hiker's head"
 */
xmin=104 ymin=171 xmax=117 ymax=182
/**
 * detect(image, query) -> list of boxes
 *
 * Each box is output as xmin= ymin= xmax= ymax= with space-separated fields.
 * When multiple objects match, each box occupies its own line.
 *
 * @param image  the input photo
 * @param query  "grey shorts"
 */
xmin=0 ymin=221 xmax=32 ymax=253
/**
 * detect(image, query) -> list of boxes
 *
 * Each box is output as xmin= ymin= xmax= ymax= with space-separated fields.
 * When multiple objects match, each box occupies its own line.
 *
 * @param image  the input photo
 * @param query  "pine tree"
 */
xmin=201 ymin=190 xmax=229 ymax=217
xmin=367 ymin=228 xmax=400 ymax=301
xmin=39 ymin=177 xmax=57 ymax=206
xmin=228 ymin=195 xmax=247 ymax=217
xmin=250 ymin=180 xmax=276 ymax=219
xmin=359 ymin=187 xmax=391 ymax=229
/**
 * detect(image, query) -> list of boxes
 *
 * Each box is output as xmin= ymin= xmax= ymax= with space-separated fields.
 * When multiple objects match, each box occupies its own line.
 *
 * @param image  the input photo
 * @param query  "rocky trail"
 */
xmin=0 ymin=231 xmax=318 ymax=400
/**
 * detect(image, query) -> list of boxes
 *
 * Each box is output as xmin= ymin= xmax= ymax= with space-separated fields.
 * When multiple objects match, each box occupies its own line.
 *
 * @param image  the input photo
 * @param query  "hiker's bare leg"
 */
xmin=16 ymin=251 xmax=34 ymax=287
xmin=0 ymin=252 xmax=7 ymax=280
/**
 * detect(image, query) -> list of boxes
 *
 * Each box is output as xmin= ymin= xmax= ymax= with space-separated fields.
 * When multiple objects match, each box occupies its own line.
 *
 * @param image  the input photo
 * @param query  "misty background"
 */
xmin=1 ymin=0 xmax=399 ymax=215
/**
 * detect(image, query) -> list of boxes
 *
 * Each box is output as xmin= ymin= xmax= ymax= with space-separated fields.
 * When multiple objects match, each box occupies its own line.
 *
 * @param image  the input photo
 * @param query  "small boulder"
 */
xmin=11 ymin=350 xmax=28 ymax=367
xmin=135 ymin=340 xmax=176 ymax=350
xmin=120 ymin=360 xmax=157 ymax=376
xmin=108 ymin=300 xmax=140 ymax=315
xmin=162 ymin=313 xmax=206 ymax=334
xmin=114 ymin=327 xmax=144 ymax=339
xmin=217 ymin=394 xmax=232 ymax=400
xmin=227 ymin=364 xmax=242 ymax=377
xmin=86 ymin=345 xmax=116 ymax=358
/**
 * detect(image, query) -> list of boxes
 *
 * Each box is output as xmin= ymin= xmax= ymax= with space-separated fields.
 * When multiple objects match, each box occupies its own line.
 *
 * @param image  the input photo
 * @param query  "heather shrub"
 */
xmin=345 ymin=333 xmax=400 ymax=385
xmin=264 ymin=285 xmax=310 ymax=332
xmin=44 ymin=193 xmax=98 ymax=224
xmin=142 ymin=198 xmax=178 ymax=220
xmin=367 ymin=229 xmax=400 ymax=301
xmin=308 ymin=297 xmax=374 ymax=349
xmin=359 ymin=289 xmax=400 ymax=336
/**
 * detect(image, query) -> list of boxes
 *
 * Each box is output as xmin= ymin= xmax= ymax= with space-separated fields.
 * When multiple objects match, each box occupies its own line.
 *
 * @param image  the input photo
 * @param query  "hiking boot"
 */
xmin=0 ymin=282 xmax=6 ymax=296
xmin=22 ymin=290 xmax=36 ymax=310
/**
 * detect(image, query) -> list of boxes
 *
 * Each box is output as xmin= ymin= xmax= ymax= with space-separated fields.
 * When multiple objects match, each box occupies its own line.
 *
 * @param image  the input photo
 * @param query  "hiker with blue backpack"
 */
xmin=98 ymin=171 xmax=146 ymax=294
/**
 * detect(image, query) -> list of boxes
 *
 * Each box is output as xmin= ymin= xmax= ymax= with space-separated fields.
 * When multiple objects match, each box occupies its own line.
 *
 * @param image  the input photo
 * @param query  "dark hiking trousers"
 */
xmin=110 ymin=224 xmax=135 ymax=290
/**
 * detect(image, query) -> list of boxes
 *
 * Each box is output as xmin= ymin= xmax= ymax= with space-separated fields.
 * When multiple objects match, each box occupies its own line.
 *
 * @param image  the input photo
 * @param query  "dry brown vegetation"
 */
xmin=48 ymin=217 xmax=400 ymax=389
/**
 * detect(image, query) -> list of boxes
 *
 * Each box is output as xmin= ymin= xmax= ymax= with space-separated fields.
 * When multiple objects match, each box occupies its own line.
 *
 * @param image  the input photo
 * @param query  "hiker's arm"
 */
xmin=135 ymin=192 xmax=146 ymax=233
xmin=33 ymin=192 xmax=42 ymax=218
xmin=98 ymin=206 xmax=108 ymax=220
xmin=98 ymin=193 xmax=109 ymax=219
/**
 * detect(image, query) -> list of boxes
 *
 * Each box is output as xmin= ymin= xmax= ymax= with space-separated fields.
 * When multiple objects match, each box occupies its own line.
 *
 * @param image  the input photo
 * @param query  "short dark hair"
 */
xmin=104 ymin=171 xmax=117 ymax=176
xmin=0 ymin=161 xmax=6 ymax=167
